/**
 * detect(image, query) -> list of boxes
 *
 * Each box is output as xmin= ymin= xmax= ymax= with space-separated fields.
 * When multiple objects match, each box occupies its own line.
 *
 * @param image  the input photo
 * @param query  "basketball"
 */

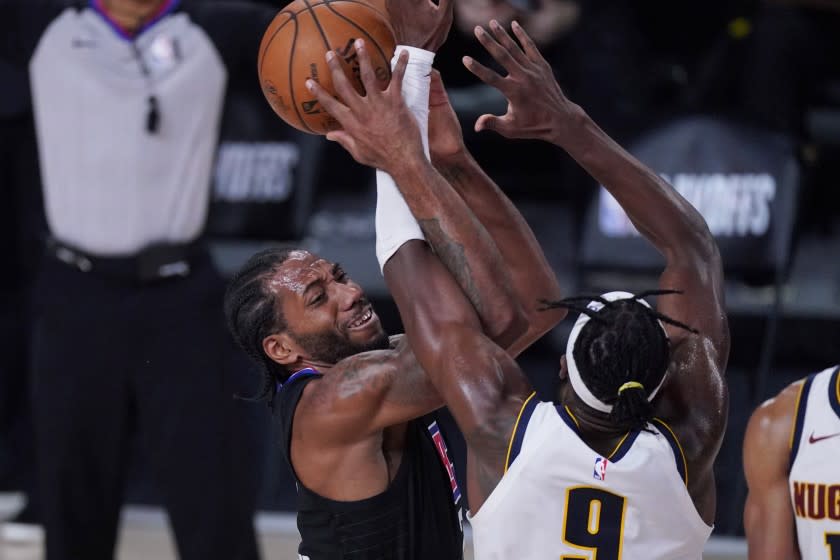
xmin=258 ymin=0 xmax=397 ymax=134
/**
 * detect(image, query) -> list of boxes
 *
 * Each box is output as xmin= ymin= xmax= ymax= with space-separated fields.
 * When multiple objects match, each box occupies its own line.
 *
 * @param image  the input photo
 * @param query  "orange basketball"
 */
xmin=258 ymin=0 xmax=396 ymax=135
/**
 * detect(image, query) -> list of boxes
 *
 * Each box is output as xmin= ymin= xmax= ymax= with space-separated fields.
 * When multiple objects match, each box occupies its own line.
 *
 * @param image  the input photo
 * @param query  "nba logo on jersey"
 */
xmin=593 ymin=457 xmax=608 ymax=481
xmin=428 ymin=421 xmax=462 ymax=504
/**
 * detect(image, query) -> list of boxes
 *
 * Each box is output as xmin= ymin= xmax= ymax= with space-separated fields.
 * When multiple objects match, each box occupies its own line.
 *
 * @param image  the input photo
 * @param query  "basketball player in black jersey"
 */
xmin=307 ymin=18 xmax=730 ymax=550
xmin=223 ymin=3 xmax=564 ymax=558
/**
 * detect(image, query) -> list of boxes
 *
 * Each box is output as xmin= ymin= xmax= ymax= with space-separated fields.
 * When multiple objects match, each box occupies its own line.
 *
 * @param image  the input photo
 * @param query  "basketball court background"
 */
xmin=0 ymin=502 xmax=747 ymax=560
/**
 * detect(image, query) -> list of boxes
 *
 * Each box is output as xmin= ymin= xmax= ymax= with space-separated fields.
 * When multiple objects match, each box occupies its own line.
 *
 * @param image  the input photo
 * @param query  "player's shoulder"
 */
xmin=298 ymin=346 xmax=405 ymax=409
xmin=745 ymin=378 xmax=806 ymax=452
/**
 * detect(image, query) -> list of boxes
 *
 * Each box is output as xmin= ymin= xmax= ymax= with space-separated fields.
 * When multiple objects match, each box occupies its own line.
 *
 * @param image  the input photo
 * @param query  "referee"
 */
xmin=1 ymin=1 xmax=277 ymax=558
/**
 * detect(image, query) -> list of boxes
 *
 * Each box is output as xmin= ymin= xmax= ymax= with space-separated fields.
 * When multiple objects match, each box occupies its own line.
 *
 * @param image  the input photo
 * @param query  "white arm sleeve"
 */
xmin=375 ymin=46 xmax=435 ymax=272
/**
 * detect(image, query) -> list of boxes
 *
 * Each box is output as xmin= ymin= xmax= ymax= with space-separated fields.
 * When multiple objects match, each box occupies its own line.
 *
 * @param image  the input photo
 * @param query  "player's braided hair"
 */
xmin=224 ymin=247 xmax=296 ymax=402
xmin=540 ymin=290 xmax=698 ymax=431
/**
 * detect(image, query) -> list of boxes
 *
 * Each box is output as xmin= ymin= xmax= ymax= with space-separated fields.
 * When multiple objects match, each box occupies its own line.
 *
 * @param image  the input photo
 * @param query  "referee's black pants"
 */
xmin=30 ymin=251 xmax=268 ymax=560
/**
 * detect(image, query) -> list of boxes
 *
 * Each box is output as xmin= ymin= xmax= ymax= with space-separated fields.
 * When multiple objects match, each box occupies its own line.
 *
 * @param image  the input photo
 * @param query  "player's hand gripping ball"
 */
xmin=258 ymin=0 xmax=396 ymax=134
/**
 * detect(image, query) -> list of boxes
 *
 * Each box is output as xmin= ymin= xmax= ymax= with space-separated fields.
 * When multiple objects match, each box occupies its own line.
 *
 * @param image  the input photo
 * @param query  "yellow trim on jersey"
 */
xmin=653 ymin=418 xmax=689 ymax=487
xmin=564 ymin=405 xmax=581 ymax=429
xmin=607 ymin=432 xmax=631 ymax=460
xmin=587 ymin=499 xmax=602 ymax=534
xmin=835 ymin=371 xmax=840 ymax=407
xmin=790 ymin=381 xmax=807 ymax=450
xmin=504 ymin=391 xmax=537 ymax=474
xmin=561 ymin=485 xmax=628 ymax=560
xmin=825 ymin=531 xmax=840 ymax=557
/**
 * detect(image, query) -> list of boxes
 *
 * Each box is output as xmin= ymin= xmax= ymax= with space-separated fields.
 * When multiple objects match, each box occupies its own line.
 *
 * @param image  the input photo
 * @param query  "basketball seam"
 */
xmin=323 ymin=0 xmax=392 ymax=85
xmin=289 ymin=0 xmax=391 ymax=22
xmin=259 ymin=11 xmax=295 ymax=78
xmin=263 ymin=0 xmax=392 ymax=134
xmin=286 ymin=17 xmax=315 ymax=133
xmin=301 ymin=0 xmax=333 ymax=54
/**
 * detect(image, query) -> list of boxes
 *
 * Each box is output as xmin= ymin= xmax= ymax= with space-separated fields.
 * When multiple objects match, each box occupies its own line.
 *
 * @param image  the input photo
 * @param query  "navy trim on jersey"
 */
xmin=553 ymin=406 xmax=640 ymax=464
xmin=555 ymin=404 xmax=580 ymax=435
xmin=608 ymin=430 xmax=641 ymax=462
xmin=829 ymin=366 xmax=840 ymax=421
xmin=651 ymin=418 xmax=688 ymax=486
xmin=789 ymin=374 xmax=816 ymax=471
xmin=277 ymin=367 xmax=320 ymax=393
xmin=504 ymin=392 xmax=538 ymax=472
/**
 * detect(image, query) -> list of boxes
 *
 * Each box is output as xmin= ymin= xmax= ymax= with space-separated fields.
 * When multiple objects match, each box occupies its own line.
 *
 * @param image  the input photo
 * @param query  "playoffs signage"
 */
xmin=582 ymin=116 xmax=799 ymax=277
xmin=207 ymin=89 xmax=323 ymax=241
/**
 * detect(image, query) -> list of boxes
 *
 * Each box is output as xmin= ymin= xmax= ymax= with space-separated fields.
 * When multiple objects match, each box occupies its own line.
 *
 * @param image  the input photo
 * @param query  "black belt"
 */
xmin=46 ymin=238 xmax=204 ymax=283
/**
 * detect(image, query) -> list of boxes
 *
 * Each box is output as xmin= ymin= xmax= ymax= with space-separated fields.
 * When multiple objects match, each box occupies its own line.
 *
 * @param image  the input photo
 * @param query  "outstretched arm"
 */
xmin=743 ymin=381 xmax=802 ymax=560
xmin=465 ymin=20 xmax=727 ymax=357
xmin=427 ymin=71 xmax=565 ymax=357
xmin=374 ymin=0 xmax=527 ymax=349
xmin=307 ymin=45 xmax=533 ymax=511
xmin=465 ymin=20 xmax=729 ymax=422
xmin=286 ymin=0 xmax=523 ymax=457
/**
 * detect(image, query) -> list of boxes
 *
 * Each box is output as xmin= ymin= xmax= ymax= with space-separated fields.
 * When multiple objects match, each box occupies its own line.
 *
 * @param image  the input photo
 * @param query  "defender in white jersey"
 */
xmin=451 ymin=21 xmax=729 ymax=559
xmin=308 ymin=18 xmax=729 ymax=560
xmin=469 ymin=292 xmax=714 ymax=560
xmin=744 ymin=365 xmax=840 ymax=559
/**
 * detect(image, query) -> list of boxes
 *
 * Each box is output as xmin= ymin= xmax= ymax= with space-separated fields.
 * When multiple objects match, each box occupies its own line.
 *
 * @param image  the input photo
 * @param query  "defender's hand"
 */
xmin=428 ymin=70 xmax=466 ymax=164
xmin=464 ymin=20 xmax=583 ymax=144
xmin=387 ymin=0 xmax=454 ymax=51
xmin=306 ymin=42 xmax=424 ymax=174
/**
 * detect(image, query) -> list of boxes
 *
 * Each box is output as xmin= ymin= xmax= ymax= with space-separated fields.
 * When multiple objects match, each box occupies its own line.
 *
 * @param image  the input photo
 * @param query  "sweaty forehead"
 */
xmin=265 ymin=251 xmax=332 ymax=296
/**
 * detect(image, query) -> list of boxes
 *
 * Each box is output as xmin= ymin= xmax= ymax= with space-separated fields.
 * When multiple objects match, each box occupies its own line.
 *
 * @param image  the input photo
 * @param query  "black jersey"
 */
xmin=275 ymin=369 xmax=464 ymax=560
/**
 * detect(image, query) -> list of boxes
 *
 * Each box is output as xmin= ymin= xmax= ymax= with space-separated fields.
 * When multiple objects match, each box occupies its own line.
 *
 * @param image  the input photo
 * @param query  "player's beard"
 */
xmin=289 ymin=325 xmax=390 ymax=366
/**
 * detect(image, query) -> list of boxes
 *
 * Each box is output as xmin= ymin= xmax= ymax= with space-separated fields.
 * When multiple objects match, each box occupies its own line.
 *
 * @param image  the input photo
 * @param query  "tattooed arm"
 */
xmin=427 ymin=71 xmax=565 ymax=356
xmin=386 ymin=239 xmax=531 ymax=510
xmin=299 ymin=336 xmax=443 ymax=443
xmin=306 ymin=46 xmax=535 ymax=510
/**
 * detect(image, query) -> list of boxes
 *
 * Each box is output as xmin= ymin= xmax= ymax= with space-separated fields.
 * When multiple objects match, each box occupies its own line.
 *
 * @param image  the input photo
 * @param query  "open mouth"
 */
xmin=347 ymin=308 xmax=374 ymax=330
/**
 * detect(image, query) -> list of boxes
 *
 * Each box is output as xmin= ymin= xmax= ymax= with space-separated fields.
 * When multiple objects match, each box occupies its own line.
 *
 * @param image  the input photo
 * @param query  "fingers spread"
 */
xmin=488 ymin=20 xmax=527 ymax=65
xmin=511 ymin=20 xmax=541 ymax=62
xmin=462 ymin=55 xmax=504 ymax=89
xmin=325 ymin=50 xmax=360 ymax=109
xmin=474 ymin=25 xmax=518 ymax=75
xmin=305 ymin=78 xmax=349 ymax=122
xmin=389 ymin=49 xmax=409 ymax=94
xmin=474 ymin=113 xmax=499 ymax=133
xmin=355 ymin=40 xmax=379 ymax=95
xmin=475 ymin=113 xmax=513 ymax=137
xmin=325 ymin=130 xmax=360 ymax=160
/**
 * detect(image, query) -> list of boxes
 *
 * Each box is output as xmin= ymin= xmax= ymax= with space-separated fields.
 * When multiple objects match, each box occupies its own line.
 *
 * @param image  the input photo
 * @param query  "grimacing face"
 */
xmin=264 ymin=250 xmax=389 ymax=366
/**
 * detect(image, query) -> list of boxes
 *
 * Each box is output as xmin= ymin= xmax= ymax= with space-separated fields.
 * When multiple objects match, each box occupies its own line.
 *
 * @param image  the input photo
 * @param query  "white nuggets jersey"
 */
xmin=788 ymin=366 xmax=840 ymax=559
xmin=469 ymin=393 xmax=712 ymax=560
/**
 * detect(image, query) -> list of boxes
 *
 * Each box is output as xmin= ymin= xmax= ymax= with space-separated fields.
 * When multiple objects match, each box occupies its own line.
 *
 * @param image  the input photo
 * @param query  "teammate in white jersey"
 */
xmin=306 ymin=19 xmax=729 ymax=560
xmin=744 ymin=365 xmax=840 ymax=559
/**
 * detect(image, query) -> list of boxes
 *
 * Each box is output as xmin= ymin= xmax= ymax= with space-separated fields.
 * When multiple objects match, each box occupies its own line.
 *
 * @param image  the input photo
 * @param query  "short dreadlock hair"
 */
xmin=223 ymin=247 xmax=297 ymax=402
xmin=540 ymin=290 xmax=698 ymax=431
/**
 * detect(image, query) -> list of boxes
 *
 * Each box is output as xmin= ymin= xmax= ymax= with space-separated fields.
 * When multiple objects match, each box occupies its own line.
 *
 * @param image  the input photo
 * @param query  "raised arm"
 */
xmin=426 ymin=71 xmax=566 ymax=356
xmin=465 ymin=22 xmax=729 ymax=424
xmin=464 ymin=20 xmax=727 ymax=358
xmin=376 ymin=0 xmax=527 ymax=349
xmin=466 ymin=25 xmax=730 ymax=507
xmin=306 ymin=45 xmax=533 ymax=511
xmin=743 ymin=381 xmax=802 ymax=560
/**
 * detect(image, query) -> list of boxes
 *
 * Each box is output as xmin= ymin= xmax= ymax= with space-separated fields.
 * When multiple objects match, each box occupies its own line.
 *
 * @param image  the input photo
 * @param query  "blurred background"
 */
xmin=1 ymin=0 xmax=839 ymax=557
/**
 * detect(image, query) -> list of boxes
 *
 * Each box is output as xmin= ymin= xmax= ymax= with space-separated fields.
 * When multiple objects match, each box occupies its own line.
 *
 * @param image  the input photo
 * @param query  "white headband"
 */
xmin=565 ymin=291 xmax=669 ymax=414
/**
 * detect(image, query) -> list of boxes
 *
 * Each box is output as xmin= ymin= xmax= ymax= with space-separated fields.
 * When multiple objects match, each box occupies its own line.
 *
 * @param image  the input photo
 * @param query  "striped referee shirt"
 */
xmin=3 ymin=0 xmax=274 ymax=256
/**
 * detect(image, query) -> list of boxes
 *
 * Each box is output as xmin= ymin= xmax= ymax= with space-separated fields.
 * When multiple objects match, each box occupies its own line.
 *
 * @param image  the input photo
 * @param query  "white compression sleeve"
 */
xmin=374 ymin=46 xmax=435 ymax=272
